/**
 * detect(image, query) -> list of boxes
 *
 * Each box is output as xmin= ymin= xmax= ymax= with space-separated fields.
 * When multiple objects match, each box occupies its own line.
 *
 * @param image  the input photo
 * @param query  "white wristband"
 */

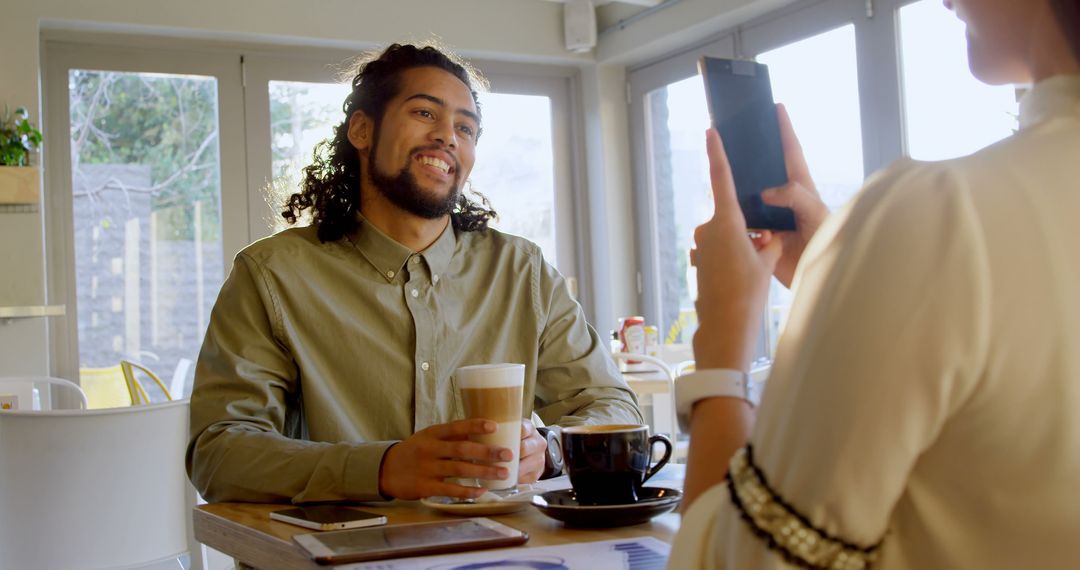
xmin=675 ymin=369 xmax=754 ymax=432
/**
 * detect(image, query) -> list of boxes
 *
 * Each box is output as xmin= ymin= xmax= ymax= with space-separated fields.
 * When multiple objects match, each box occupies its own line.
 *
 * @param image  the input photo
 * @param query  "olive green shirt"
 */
xmin=187 ymin=218 xmax=642 ymax=503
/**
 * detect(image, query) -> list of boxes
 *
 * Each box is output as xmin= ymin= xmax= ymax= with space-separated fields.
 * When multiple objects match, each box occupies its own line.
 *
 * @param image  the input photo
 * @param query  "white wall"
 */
xmin=595 ymin=0 xmax=795 ymax=65
xmin=578 ymin=63 xmax=638 ymax=327
xmin=0 ymin=0 xmax=774 ymax=375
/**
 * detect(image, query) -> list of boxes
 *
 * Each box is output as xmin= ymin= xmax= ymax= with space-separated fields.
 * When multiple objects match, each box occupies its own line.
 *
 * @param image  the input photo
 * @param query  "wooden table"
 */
xmin=194 ymin=483 xmax=682 ymax=569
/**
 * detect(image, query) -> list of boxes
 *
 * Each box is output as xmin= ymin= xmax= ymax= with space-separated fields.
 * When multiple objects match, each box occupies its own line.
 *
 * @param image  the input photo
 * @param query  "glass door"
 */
xmin=747 ymin=23 xmax=866 ymax=349
xmin=897 ymin=0 xmax=1021 ymax=160
xmin=241 ymin=54 xmax=580 ymax=278
xmin=45 ymin=42 xmax=248 ymax=395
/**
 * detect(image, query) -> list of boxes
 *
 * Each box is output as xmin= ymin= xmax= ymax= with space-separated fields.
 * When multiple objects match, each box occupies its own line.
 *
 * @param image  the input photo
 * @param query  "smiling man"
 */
xmin=186 ymin=43 xmax=642 ymax=503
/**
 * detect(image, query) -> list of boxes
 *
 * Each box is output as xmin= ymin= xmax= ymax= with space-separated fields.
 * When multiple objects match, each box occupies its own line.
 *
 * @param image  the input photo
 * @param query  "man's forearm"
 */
xmin=682 ymin=397 xmax=755 ymax=511
xmin=189 ymin=427 xmax=396 ymax=503
xmin=540 ymin=387 xmax=644 ymax=427
xmin=580 ymin=390 xmax=645 ymax=423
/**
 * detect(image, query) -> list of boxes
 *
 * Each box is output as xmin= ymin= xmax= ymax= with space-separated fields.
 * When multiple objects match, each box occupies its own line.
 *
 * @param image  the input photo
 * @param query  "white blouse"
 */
xmin=670 ymin=74 xmax=1080 ymax=569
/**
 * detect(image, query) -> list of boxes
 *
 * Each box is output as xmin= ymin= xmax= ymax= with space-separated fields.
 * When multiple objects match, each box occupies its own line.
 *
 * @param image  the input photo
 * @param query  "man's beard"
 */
xmin=368 ymin=134 xmax=462 ymax=219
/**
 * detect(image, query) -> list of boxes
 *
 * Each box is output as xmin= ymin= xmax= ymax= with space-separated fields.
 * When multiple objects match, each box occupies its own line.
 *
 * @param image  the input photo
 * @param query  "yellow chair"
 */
xmin=80 ymin=365 xmax=134 ymax=409
xmin=120 ymin=360 xmax=173 ymax=405
xmin=80 ymin=361 xmax=173 ymax=409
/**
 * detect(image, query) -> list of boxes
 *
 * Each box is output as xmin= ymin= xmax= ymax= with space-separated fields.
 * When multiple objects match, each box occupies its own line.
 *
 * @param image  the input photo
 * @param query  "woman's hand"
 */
xmin=761 ymin=104 xmax=829 ymax=288
xmin=691 ymin=128 xmax=782 ymax=371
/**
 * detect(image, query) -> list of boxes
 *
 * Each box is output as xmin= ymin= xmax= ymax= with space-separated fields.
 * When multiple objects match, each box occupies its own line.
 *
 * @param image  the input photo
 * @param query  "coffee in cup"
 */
xmin=561 ymin=424 xmax=672 ymax=505
xmin=456 ymin=363 xmax=525 ymax=491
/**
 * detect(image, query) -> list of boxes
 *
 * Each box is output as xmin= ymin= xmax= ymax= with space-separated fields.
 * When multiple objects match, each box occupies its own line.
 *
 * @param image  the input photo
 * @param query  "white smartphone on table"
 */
xmin=269 ymin=505 xmax=387 ymax=531
xmin=293 ymin=517 xmax=529 ymax=564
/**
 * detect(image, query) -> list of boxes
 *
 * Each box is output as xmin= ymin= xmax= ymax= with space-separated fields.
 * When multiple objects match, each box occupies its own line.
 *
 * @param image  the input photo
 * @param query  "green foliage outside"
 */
xmin=69 ymin=70 xmax=221 ymax=242
xmin=269 ymin=82 xmax=340 ymax=175
xmin=265 ymin=81 xmax=343 ymax=231
xmin=0 ymin=106 xmax=43 ymax=166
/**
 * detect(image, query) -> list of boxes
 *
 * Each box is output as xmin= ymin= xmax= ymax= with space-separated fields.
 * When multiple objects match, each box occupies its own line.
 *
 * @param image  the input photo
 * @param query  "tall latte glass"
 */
xmin=456 ymin=363 xmax=525 ymax=491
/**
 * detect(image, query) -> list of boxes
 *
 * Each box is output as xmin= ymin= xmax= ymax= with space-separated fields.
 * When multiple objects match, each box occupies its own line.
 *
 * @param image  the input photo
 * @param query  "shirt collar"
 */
xmin=349 ymin=213 xmax=457 ymax=282
xmin=1019 ymin=73 xmax=1080 ymax=130
xmin=421 ymin=219 xmax=457 ymax=279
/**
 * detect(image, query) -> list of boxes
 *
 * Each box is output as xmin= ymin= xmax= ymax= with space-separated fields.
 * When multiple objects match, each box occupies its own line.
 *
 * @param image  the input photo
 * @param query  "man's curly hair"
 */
xmin=281 ymin=43 xmax=497 ymax=242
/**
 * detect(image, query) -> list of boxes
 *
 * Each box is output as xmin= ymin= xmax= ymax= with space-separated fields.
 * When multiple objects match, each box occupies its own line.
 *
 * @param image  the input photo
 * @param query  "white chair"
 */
xmin=0 ymin=376 xmax=88 ymax=410
xmin=614 ymin=352 xmax=771 ymax=463
xmin=169 ymin=358 xmax=194 ymax=400
xmin=612 ymin=352 xmax=684 ymax=459
xmin=0 ymin=400 xmax=202 ymax=569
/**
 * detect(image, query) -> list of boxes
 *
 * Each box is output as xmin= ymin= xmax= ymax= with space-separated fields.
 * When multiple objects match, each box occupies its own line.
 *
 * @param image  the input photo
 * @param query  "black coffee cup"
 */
xmin=560 ymin=424 xmax=673 ymax=505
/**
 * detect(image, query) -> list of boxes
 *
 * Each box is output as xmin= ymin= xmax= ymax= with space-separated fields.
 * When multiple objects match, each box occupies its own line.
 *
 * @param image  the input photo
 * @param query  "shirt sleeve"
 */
xmin=186 ymin=252 xmax=396 ymax=504
xmin=676 ymin=161 xmax=992 ymax=567
xmin=531 ymin=254 xmax=644 ymax=428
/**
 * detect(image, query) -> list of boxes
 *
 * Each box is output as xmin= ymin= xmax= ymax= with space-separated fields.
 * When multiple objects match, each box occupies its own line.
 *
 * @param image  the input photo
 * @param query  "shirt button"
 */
xmin=411 ymin=289 xmax=419 ymax=298
xmin=411 ymin=257 xmax=420 ymax=264
xmin=432 ymin=274 xmax=440 ymax=284
xmin=386 ymin=270 xmax=395 ymax=279
xmin=421 ymin=362 xmax=430 ymax=371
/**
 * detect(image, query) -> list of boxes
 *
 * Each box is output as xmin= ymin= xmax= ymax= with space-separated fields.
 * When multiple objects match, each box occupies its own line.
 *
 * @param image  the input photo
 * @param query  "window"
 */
xmin=45 ymin=44 xmax=248 ymax=395
xmin=471 ymin=92 xmax=559 ymax=265
xmin=266 ymin=80 xmax=351 ymax=234
xmin=631 ymin=21 xmax=863 ymax=351
xmin=263 ymin=83 xmax=563 ymax=264
xmin=66 ymin=70 xmax=223 ymax=397
xmin=244 ymin=56 xmax=579 ymax=277
xmin=639 ymin=76 xmax=712 ymax=344
xmin=46 ymin=44 xmax=586 ymax=384
xmin=756 ymin=25 xmax=864 ymax=211
xmin=756 ymin=24 xmax=864 ymax=346
xmin=898 ymin=0 xmax=1020 ymax=160
xmin=628 ymin=0 xmax=1025 ymax=358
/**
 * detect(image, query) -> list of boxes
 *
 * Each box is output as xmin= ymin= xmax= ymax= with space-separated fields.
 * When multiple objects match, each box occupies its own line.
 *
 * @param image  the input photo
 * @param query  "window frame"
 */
xmin=42 ymin=38 xmax=595 ymax=380
xmin=42 ymin=40 xmax=250 ymax=383
xmin=626 ymin=0 xmax=916 ymax=334
xmin=241 ymin=54 xmax=584 ymax=287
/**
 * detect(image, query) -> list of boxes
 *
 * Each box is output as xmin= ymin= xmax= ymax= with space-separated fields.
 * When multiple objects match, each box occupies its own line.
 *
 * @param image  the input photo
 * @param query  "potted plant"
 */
xmin=0 ymin=105 xmax=43 ymax=203
xmin=1 ymin=106 xmax=43 ymax=166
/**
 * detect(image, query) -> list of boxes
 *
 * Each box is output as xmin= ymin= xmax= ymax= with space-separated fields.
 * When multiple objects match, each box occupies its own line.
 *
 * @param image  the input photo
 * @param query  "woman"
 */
xmin=671 ymin=0 xmax=1080 ymax=568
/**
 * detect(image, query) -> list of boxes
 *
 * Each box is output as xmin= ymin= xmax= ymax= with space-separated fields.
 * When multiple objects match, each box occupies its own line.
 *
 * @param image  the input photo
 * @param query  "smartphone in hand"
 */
xmin=699 ymin=56 xmax=796 ymax=231
xmin=270 ymin=505 xmax=388 ymax=531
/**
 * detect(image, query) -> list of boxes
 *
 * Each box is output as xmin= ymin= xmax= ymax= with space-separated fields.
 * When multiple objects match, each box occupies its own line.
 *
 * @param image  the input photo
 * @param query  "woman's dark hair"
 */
xmin=280 ymin=43 xmax=496 ymax=242
xmin=1051 ymin=0 xmax=1080 ymax=61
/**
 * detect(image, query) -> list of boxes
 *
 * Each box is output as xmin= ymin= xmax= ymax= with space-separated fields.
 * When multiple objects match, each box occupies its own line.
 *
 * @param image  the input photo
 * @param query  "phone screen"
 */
xmin=699 ymin=56 xmax=795 ymax=230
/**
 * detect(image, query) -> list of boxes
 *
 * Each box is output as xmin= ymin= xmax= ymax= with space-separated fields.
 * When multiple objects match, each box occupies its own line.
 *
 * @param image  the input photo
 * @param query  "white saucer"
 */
xmin=421 ymin=485 xmax=538 ymax=516
xmin=421 ymin=496 xmax=531 ymax=516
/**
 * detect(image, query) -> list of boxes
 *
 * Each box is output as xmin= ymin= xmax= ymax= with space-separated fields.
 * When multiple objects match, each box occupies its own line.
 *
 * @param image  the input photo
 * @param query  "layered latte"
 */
xmin=456 ymin=363 xmax=525 ymax=490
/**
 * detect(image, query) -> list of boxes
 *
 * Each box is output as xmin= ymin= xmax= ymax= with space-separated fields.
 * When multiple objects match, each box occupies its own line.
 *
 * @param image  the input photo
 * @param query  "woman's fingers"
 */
xmin=759 ymin=181 xmax=829 ymax=288
xmin=706 ymin=128 xmax=746 ymax=229
xmin=761 ymin=181 xmax=813 ymax=212
xmin=754 ymin=230 xmax=783 ymax=272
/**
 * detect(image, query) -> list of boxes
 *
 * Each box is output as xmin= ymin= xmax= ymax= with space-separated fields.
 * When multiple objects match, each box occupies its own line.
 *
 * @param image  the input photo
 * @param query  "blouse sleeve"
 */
xmin=671 ymin=160 xmax=992 ymax=568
